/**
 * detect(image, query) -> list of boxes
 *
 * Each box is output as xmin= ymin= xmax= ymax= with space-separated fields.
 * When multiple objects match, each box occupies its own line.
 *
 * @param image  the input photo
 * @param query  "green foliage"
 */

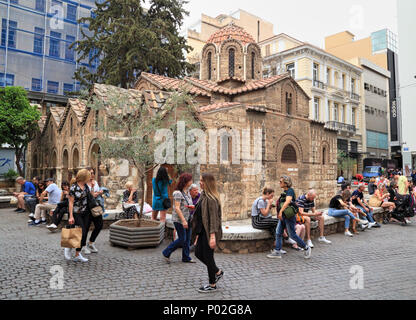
xmin=72 ymin=0 xmax=194 ymax=89
xmin=3 ymin=169 xmax=18 ymax=181
xmin=337 ymin=150 xmax=355 ymax=178
xmin=0 ymin=87 xmax=41 ymax=176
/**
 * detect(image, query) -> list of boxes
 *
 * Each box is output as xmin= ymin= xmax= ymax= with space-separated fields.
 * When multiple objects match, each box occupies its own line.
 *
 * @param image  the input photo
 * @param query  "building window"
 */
xmin=31 ymin=78 xmax=42 ymax=91
xmin=207 ymin=52 xmax=212 ymax=80
xmin=49 ymin=31 xmax=61 ymax=58
xmin=63 ymin=83 xmax=74 ymax=95
xmin=286 ymin=63 xmax=295 ymax=78
xmin=1 ymin=19 xmax=17 ymax=48
xmin=351 ymin=78 xmax=355 ymax=93
xmin=327 ymin=100 xmax=331 ymax=121
xmin=286 ymin=92 xmax=292 ymax=115
xmin=10 ymin=0 xmax=18 ymax=3
xmin=67 ymin=4 xmax=77 ymax=21
xmin=326 ymin=68 xmax=331 ymax=85
xmin=228 ymin=48 xmax=235 ymax=77
xmin=341 ymin=105 xmax=345 ymax=123
xmin=65 ymin=35 xmax=75 ymax=61
xmin=0 ymin=73 xmax=14 ymax=87
xmin=333 ymin=103 xmax=339 ymax=122
xmin=364 ymin=83 xmax=369 ymax=91
xmin=265 ymin=44 xmax=270 ymax=56
xmin=342 ymin=74 xmax=346 ymax=90
xmin=314 ymin=97 xmax=320 ymax=121
xmin=322 ymin=147 xmax=327 ymax=165
xmin=35 ymin=0 xmax=46 ymax=12
xmin=251 ymin=52 xmax=255 ymax=79
xmin=33 ymin=27 xmax=44 ymax=54
xmin=70 ymin=117 xmax=73 ymax=136
xmin=352 ymin=107 xmax=356 ymax=126
xmin=281 ymin=145 xmax=297 ymax=164
xmin=313 ymin=63 xmax=319 ymax=81
xmin=47 ymin=81 xmax=59 ymax=94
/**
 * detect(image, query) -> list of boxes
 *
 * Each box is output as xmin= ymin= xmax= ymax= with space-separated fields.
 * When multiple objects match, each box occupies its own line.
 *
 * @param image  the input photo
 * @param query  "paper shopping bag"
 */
xmin=61 ymin=225 xmax=82 ymax=248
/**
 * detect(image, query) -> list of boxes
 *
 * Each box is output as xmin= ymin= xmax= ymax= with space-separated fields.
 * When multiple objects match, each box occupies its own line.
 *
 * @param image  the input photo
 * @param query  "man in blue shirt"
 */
xmin=29 ymin=178 xmax=62 ymax=226
xmin=13 ymin=177 xmax=36 ymax=213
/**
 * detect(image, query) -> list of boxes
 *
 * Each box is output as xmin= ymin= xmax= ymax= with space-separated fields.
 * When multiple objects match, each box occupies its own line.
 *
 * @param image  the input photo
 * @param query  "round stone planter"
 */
xmin=109 ymin=219 xmax=165 ymax=249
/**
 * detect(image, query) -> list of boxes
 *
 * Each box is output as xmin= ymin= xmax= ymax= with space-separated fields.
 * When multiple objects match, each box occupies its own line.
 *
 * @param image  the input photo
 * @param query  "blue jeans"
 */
xmin=162 ymin=220 xmax=192 ymax=262
xmin=328 ymin=208 xmax=356 ymax=229
xmin=356 ymin=205 xmax=375 ymax=223
xmin=275 ymin=215 xmax=307 ymax=251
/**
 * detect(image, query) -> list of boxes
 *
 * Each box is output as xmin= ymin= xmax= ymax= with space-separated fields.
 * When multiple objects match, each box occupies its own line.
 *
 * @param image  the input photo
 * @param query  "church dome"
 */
xmin=207 ymin=23 xmax=256 ymax=46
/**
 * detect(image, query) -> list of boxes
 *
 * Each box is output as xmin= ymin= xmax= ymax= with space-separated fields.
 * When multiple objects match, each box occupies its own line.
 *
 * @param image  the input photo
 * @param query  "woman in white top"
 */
xmin=84 ymin=167 xmax=104 ymax=255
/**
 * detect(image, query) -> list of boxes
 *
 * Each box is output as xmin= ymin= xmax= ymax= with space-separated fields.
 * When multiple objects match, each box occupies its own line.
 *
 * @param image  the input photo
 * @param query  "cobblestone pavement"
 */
xmin=1 ymin=208 xmax=415 ymax=300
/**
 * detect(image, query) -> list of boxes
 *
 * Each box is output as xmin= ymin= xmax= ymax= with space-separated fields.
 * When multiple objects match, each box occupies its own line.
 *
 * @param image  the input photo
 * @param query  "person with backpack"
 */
xmin=267 ymin=176 xmax=312 ymax=259
xmin=152 ymin=167 xmax=173 ymax=223
xmin=251 ymin=188 xmax=278 ymax=241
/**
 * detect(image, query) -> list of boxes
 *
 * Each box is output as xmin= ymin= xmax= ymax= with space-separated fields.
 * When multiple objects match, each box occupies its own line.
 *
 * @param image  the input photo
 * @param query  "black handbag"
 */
xmin=155 ymin=180 xmax=171 ymax=210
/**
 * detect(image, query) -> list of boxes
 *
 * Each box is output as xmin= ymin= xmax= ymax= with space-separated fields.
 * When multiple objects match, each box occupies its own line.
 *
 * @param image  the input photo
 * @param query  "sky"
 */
xmin=179 ymin=0 xmax=398 ymax=48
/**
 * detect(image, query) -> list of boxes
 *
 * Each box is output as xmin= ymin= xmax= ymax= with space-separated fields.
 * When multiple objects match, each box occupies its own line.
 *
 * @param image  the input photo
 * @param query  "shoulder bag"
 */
xmin=156 ymin=180 xmax=171 ymax=210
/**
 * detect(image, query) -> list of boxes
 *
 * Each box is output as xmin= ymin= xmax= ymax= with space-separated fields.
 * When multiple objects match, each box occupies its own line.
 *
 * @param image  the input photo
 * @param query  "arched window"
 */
xmin=207 ymin=52 xmax=212 ymax=80
xmin=251 ymin=52 xmax=255 ymax=79
xmin=229 ymin=48 xmax=235 ymax=77
xmin=70 ymin=117 xmax=73 ymax=137
xmin=322 ymin=147 xmax=327 ymax=165
xmin=281 ymin=145 xmax=297 ymax=163
xmin=286 ymin=92 xmax=292 ymax=115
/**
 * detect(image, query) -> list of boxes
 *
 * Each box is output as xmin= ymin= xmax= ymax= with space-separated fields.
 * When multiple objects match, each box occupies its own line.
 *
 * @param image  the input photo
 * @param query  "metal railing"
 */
xmin=325 ymin=121 xmax=356 ymax=134
xmin=350 ymin=92 xmax=360 ymax=101
xmin=313 ymin=80 xmax=326 ymax=90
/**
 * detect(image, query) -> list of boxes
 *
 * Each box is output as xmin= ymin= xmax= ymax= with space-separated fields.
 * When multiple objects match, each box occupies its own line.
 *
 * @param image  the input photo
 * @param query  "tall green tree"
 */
xmin=0 ymin=87 xmax=41 ymax=176
xmin=73 ymin=0 xmax=193 ymax=89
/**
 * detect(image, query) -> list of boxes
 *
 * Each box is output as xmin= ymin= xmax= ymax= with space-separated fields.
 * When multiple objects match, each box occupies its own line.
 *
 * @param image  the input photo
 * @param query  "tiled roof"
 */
xmin=49 ymin=107 xmax=65 ymax=127
xmin=207 ymin=23 xmax=256 ymax=46
xmin=138 ymin=73 xmax=289 ymax=97
xmin=68 ymin=99 xmax=87 ymax=123
xmin=199 ymin=102 xmax=241 ymax=113
xmin=139 ymin=73 xmax=212 ymax=97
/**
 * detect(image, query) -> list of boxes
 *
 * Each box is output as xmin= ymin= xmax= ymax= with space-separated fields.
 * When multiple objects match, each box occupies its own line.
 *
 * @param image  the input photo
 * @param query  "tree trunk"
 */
xmin=139 ymin=174 xmax=145 ymax=218
xmin=15 ymin=147 xmax=24 ymax=177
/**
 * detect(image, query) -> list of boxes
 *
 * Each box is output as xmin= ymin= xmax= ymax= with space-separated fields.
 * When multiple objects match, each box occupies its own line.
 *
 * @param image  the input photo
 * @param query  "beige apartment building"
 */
xmin=260 ymin=34 xmax=365 ymax=176
xmin=186 ymin=9 xmax=274 ymax=65
xmin=325 ymin=30 xmax=401 ymax=167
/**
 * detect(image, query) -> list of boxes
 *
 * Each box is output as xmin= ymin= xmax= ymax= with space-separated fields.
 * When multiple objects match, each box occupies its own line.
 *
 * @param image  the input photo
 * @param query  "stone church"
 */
xmin=27 ymin=23 xmax=338 ymax=219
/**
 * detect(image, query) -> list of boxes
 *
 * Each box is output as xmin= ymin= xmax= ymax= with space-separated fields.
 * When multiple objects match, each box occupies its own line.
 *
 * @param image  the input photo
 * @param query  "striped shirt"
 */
xmin=296 ymin=194 xmax=315 ymax=213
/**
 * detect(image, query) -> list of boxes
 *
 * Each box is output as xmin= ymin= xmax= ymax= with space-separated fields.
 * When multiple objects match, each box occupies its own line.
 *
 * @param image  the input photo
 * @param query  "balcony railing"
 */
xmin=325 ymin=121 xmax=356 ymax=134
xmin=313 ymin=80 xmax=326 ymax=90
xmin=350 ymin=92 xmax=360 ymax=101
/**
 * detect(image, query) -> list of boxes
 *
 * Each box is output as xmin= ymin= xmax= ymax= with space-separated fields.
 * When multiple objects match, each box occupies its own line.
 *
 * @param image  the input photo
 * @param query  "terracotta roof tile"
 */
xmin=207 ymin=23 xmax=256 ymax=46
xmin=199 ymin=102 xmax=241 ymax=113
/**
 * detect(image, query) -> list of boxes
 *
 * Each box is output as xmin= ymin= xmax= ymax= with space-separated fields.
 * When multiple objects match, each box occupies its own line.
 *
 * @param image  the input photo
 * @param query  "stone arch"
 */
xmin=71 ymin=145 xmax=80 ymax=170
xmin=88 ymin=140 xmax=102 ymax=184
xmin=276 ymin=134 xmax=303 ymax=164
xmin=219 ymin=40 xmax=244 ymax=79
xmin=321 ymin=141 xmax=330 ymax=165
xmin=62 ymin=147 xmax=69 ymax=182
xmin=246 ymin=43 xmax=262 ymax=80
xmin=217 ymin=126 xmax=240 ymax=164
xmin=201 ymin=43 xmax=217 ymax=81
xmin=282 ymin=82 xmax=297 ymax=116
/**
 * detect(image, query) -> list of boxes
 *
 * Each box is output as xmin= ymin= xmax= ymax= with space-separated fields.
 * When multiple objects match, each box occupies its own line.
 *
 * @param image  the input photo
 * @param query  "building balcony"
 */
xmin=313 ymin=80 xmax=326 ymax=90
xmin=349 ymin=92 xmax=360 ymax=101
xmin=325 ymin=121 xmax=357 ymax=135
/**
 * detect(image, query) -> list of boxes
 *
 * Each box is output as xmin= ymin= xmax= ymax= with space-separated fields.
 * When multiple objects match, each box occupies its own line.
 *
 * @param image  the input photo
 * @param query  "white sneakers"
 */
xmin=73 ymin=253 xmax=88 ymax=263
xmin=284 ymin=238 xmax=297 ymax=245
xmin=83 ymin=243 xmax=98 ymax=255
xmin=368 ymin=222 xmax=376 ymax=229
xmin=345 ymin=231 xmax=354 ymax=237
xmin=64 ymin=248 xmax=74 ymax=260
xmin=304 ymin=246 xmax=312 ymax=259
xmin=358 ymin=219 xmax=369 ymax=226
xmin=88 ymin=243 xmax=98 ymax=253
xmin=318 ymin=237 xmax=332 ymax=244
xmin=306 ymin=239 xmax=314 ymax=248
xmin=47 ymin=223 xmax=57 ymax=232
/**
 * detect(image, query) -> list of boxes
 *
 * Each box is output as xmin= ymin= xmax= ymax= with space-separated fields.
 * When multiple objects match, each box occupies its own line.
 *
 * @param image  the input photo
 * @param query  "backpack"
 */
xmin=276 ymin=190 xmax=299 ymax=219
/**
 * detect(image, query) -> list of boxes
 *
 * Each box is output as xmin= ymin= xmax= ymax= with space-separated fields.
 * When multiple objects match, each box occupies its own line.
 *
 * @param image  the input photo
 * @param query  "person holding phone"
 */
xmin=162 ymin=173 xmax=195 ymax=264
